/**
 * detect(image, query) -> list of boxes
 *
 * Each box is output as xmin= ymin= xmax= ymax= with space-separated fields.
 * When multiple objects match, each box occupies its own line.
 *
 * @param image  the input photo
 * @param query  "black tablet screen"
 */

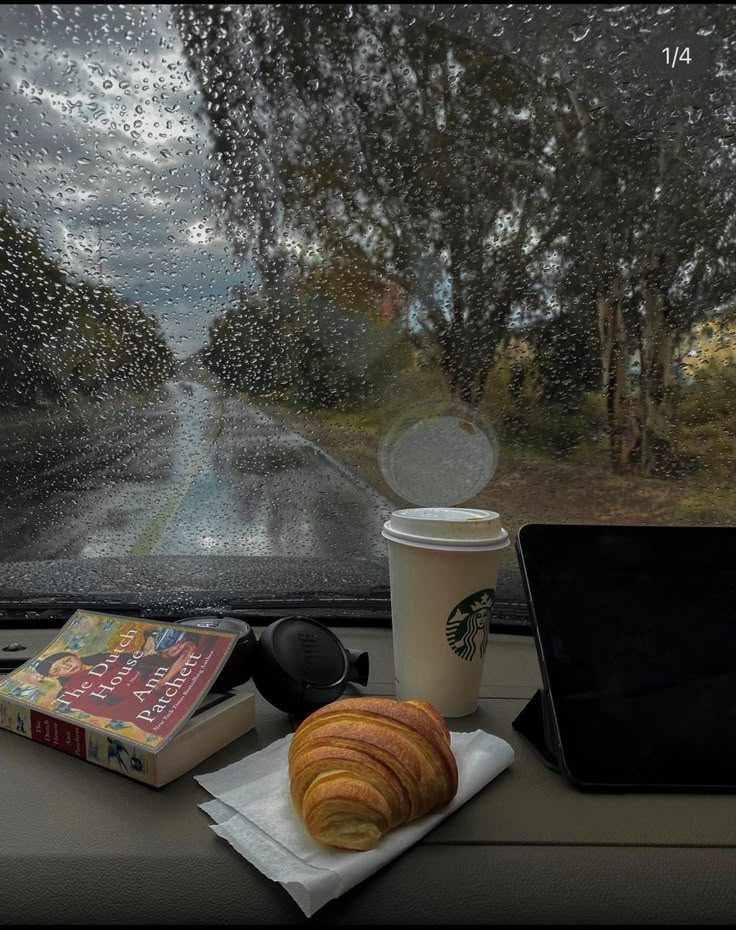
xmin=517 ymin=524 xmax=736 ymax=789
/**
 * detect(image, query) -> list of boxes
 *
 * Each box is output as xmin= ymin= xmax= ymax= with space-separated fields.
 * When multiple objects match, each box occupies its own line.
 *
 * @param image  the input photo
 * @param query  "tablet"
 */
xmin=516 ymin=523 xmax=736 ymax=791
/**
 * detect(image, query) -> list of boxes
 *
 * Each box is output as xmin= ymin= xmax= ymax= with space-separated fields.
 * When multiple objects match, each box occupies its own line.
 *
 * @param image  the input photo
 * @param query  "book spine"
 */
xmin=0 ymin=692 xmax=33 ymax=743
xmin=29 ymin=707 xmax=88 ymax=759
xmin=83 ymin=728 xmax=159 ymax=785
xmin=0 ymin=693 xmax=159 ymax=785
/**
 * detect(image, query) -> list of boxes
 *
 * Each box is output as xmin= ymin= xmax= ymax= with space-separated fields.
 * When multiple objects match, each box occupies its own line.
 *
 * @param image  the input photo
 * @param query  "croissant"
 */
xmin=288 ymin=696 xmax=458 ymax=851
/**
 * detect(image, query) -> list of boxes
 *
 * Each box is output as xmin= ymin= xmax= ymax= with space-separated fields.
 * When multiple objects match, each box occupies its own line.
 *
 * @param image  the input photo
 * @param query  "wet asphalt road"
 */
xmin=0 ymin=381 xmax=392 ymax=562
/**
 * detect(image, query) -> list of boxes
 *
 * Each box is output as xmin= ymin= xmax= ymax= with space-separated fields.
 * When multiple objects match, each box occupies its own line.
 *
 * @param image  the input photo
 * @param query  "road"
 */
xmin=0 ymin=382 xmax=392 ymax=562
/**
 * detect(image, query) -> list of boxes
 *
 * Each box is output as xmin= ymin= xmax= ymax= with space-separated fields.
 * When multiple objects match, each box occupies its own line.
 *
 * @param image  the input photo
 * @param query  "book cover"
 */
xmin=0 ymin=609 xmax=238 ymax=753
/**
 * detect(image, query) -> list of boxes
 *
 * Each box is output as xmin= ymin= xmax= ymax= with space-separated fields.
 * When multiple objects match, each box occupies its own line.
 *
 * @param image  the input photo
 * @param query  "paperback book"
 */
xmin=0 ymin=609 xmax=256 ymax=786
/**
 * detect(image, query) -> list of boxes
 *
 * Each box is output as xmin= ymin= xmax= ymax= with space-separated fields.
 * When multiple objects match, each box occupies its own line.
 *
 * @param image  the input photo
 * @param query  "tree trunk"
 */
xmin=441 ymin=330 xmax=491 ymax=407
xmin=438 ymin=272 xmax=496 ymax=408
xmin=597 ymin=277 xmax=639 ymax=471
xmin=639 ymin=284 xmax=676 ymax=476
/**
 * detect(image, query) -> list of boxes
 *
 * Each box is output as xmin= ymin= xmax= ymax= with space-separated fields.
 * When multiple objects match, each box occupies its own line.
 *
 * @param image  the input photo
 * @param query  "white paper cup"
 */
xmin=382 ymin=507 xmax=509 ymax=717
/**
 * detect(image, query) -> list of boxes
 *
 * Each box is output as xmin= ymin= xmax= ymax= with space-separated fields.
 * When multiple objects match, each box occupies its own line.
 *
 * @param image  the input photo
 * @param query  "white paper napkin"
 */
xmin=195 ymin=729 xmax=514 ymax=917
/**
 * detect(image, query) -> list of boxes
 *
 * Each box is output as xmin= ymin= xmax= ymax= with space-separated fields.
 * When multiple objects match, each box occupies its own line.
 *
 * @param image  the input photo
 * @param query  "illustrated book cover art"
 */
xmin=0 ymin=609 xmax=240 ymax=759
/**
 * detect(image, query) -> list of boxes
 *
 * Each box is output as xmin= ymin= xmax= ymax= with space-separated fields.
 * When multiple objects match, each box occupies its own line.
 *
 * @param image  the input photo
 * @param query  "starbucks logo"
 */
xmin=445 ymin=589 xmax=495 ymax=661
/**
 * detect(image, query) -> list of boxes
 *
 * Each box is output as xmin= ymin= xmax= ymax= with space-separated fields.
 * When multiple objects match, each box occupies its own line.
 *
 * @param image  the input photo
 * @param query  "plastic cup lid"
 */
xmin=382 ymin=507 xmax=509 ymax=550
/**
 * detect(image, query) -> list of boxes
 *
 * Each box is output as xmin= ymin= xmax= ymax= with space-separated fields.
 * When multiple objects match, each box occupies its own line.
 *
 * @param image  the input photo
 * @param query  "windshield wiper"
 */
xmin=0 ymin=590 xmax=530 ymax=632
xmin=0 ymin=593 xmax=393 ymax=628
xmin=0 ymin=593 xmax=134 ymax=606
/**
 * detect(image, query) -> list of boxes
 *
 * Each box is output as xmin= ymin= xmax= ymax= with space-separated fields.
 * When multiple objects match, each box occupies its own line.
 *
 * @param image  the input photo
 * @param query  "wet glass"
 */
xmin=1 ymin=4 xmax=735 ymax=605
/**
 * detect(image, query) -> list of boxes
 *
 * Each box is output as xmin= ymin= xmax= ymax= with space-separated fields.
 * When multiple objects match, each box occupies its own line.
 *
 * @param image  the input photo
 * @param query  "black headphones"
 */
xmin=178 ymin=615 xmax=369 ymax=718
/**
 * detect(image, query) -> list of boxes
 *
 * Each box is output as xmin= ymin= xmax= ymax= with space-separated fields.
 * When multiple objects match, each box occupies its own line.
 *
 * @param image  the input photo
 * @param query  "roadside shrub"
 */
xmin=672 ymin=361 xmax=736 ymax=474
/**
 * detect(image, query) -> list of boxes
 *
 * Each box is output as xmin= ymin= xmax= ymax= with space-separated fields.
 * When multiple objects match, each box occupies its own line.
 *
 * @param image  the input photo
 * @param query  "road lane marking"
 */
xmin=128 ymin=395 xmax=223 ymax=556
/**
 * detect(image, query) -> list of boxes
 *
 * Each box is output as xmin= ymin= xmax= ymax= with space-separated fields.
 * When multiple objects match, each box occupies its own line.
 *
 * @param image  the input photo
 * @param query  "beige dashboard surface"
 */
xmin=1 ymin=630 xmax=734 ymax=924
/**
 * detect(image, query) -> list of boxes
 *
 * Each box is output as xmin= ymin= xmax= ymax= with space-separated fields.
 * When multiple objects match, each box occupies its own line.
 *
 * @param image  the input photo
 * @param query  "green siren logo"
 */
xmin=445 ymin=589 xmax=495 ymax=661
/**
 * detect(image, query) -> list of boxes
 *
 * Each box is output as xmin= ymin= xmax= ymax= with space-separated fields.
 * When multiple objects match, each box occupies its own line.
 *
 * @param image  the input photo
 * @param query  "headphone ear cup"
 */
xmin=250 ymin=621 xmax=299 ymax=713
xmin=213 ymin=623 xmax=257 ymax=691
xmin=177 ymin=617 xmax=257 ymax=692
xmin=251 ymin=616 xmax=355 ymax=716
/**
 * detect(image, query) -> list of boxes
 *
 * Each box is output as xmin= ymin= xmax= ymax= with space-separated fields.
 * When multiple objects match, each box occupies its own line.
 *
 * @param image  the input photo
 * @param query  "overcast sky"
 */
xmin=0 ymin=3 xmax=247 ymax=358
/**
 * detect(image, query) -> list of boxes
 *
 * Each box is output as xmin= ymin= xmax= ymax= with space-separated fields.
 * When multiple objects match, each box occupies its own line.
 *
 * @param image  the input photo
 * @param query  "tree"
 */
xmin=176 ymin=3 xmax=561 ymax=405
xmin=495 ymin=4 xmax=736 ymax=474
xmin=203 ymin=280 xmax=410 ymax=410
xmin=178 ymin=3 xmax=736 ymax=474
xmin=203 ymin=287 xmax=292 ymax=398
xmin=549 ymin=78 xmax=736 ymax=474
xmin=0 ymin=204 xmax=175 ymax=403
xmin=0 ymin=205 xmax=71 ymax=402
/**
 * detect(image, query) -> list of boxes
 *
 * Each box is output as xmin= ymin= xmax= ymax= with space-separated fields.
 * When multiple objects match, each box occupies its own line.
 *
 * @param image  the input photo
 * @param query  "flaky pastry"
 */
xmin=288 ymin=697 xmax=458 ymax=851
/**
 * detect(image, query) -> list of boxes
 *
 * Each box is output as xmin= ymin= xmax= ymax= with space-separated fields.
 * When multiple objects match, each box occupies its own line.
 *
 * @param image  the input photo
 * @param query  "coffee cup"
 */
xmin=382 ymin=507 xmax=509 ymax=717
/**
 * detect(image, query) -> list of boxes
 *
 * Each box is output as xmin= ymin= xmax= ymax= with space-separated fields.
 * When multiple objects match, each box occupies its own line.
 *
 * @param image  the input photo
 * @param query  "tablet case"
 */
xmin=511 ymin=688 xmax=561 ymax=772
xmin=512 ymin=530 xmax=565 ymax=776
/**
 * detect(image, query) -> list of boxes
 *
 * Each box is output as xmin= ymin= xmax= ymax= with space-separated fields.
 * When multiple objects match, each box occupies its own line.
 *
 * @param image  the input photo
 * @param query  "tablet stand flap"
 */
xmin=512 ymin=689 xmax=561 ymax=773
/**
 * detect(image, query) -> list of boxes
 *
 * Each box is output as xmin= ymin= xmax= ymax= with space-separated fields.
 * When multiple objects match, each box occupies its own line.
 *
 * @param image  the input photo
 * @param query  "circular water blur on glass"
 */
xmin=378 ymin=400 xmax=499 ymax=506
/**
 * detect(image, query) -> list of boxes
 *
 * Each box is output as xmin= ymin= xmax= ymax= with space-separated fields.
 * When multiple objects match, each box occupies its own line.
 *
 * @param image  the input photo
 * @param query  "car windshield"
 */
xmin=1 ymin=4 xmax=735 ymax=612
